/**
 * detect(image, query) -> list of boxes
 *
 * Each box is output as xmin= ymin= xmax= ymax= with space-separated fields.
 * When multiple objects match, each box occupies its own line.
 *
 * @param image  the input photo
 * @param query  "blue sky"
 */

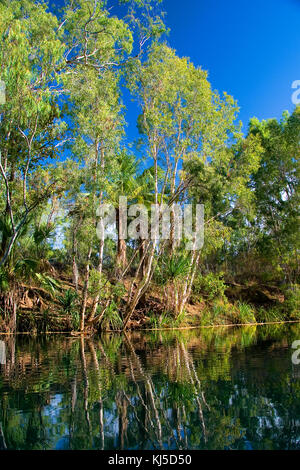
xmin=166 ymin=0 xmax=300 ymax=121
xmin=51 ymin=0 xmax=300 ymax=140
xmin=124 ymin=0 xmax=300 ymax=140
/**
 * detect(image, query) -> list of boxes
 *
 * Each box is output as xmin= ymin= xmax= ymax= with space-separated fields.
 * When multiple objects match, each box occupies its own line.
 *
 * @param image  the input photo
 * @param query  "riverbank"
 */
xmin=1 ymin=276 xmax=299 ymax=334
xmin=1 ymin=301 xmax=299 ymax=334
xmin=1 ymin=319 xmax=300 ymax=336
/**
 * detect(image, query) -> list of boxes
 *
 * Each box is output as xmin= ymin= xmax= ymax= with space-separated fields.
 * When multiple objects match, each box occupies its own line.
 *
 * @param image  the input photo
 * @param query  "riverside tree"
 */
xmin=0 ymin=0 xmax=298 ymax=332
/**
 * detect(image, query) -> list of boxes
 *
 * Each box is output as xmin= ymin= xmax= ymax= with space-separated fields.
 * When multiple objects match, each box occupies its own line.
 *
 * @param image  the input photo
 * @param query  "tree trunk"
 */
xmin=80 ymin=246 xmax=92 ymax=332
xmin=72 ymin=255 xmax=79 ymax=292
xmin=115 ymin=208 xmax=127 ymax=276
xmin=87 ymin=238 xmax=104 ymax=322
xmin=139 ymin=239 xmax=148 ymax=279
xmin=72 ymin=223 xmax=80 ymax=291
xmin=123 ymin=242 xmax=156 ymax=329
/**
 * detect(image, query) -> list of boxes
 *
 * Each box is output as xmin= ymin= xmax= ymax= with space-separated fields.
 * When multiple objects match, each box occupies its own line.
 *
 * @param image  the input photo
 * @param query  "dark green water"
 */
xmin=0 ymin=324 xmax=300 ymax=450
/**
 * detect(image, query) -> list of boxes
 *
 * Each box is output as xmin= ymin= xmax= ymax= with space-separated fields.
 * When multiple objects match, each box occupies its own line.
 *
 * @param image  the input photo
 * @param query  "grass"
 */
xmin=236 ymin=301 xmax=256 ymax=324
xmin=148 ymin=310 xmax=186 ymax=329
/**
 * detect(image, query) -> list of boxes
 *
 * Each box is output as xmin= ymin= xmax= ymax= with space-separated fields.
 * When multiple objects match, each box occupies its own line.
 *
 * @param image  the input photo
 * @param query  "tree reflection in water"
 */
xmin=0 ymin=324 xmax=300 ymax=450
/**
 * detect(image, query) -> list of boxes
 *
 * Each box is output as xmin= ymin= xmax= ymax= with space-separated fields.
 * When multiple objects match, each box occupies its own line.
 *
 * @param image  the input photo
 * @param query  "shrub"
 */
xmin=192 ymin=273 xmax=226 ymax=301
xmin=35 ymin=273 xmax=61 ymax=295
xmin=57 ymin=289 xmax=78 ymax=314
xmin=155 ymin=254 xmax=191 ymax=285
xmin=88 ymin=269 xmax=105 ymax=297
xmin=284 ymin=284 xmax=300 ymax=319
xmin=57 ymin=289 xmax=79 ymax=329
xmin=101 ymin=301 xmax=123 ymax=330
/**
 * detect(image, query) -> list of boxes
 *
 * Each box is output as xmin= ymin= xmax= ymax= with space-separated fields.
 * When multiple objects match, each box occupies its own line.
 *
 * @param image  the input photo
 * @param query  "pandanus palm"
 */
xmin=156 ymin=253 xmax=191 ymax=316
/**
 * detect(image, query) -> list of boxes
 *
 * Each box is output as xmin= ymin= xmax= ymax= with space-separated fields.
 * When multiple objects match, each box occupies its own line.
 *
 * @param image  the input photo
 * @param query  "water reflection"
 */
xmin=0 ymin=324 xmax=300 ymax=450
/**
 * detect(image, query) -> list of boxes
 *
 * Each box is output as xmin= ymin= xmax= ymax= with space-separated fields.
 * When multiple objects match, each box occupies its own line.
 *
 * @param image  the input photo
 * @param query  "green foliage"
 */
xmin=14 ymin=258 xmax=38 ymax=278
xmin=0 ymin=215 xmax=13 ymax=244
xmin=57 ymin=289 xmax=78 ymax=314
xmin=35 ymin=273 xmax=61 ymax=295
xmin=256 ymin=306 xmax=286 ymax=323
xmin=101 ymin=301 xmax=123 ymax=330
xmin=88 ymin=270 xmax=125 ymax=301
xmin=0 ymin=267 xmax=9 ymax=292
xmin=173 ymin=311 xmax=186 ymax=327
xmin=71 ymin=311 xmax=80 ymax=331
xmin=148 ymin=311 xmax=165 ymax=328
xmin=228 ymin=110 xmax=300 ymax=283
xmin=192 ymin=273 xmax=226 ymax=301
xmin=0 ymin=0 xmax=298 ymax=333
xmin=57 ymin=288 xmax=80 ymax=330
xmin=88 ymin=270 xmax=105 ymax=298
xmin=284 ymin=284 xmax=300 ymax=319
xmin=33 ymin=224 xmax=54 ymax=248
xmin=199 ymin=308 xmax=214 ymax=326
xmin=112 ymin=282 xmax=126 ymax=300
xmin=236 ymin=302 xmax=256 ymax=324
xmin=148 ymin=310 xmax=186 ymax=328
xmin=156 ymin=254 xmax=191 ymax=285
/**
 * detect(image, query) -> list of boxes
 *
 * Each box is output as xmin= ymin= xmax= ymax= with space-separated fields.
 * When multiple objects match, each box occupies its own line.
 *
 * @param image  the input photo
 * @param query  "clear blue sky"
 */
xmin=52 ymin=0 xmax=300 ymax=140
xmin=164 ymin=0 xmax=300 ymax=124
xmin=124 ymin=0 xmax=300 ymax=140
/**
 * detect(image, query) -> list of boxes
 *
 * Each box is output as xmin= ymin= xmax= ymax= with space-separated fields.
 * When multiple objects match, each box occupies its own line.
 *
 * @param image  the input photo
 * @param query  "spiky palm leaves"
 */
xmin=155 ymin=254 xmax=191 ymax=317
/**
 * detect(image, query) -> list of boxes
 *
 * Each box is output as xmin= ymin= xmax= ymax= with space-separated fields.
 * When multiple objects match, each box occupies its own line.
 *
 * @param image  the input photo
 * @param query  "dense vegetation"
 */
xmin=0 ymin=0 xmax=299 ymax=332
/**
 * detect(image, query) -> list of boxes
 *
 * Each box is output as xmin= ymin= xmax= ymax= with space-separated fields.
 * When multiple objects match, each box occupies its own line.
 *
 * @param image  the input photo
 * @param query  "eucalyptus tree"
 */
xmin=123 ymin=43 xmax=251 ymax=323
xmin=58 ymin=0 xmax=166 ymax=329
xmin=65 ymin=65 xmax=125 ymax=328
xmin=0 ymin=0 xmax=67 ymax=267
xmin=0 ymin=0 xmax=165 ymax=328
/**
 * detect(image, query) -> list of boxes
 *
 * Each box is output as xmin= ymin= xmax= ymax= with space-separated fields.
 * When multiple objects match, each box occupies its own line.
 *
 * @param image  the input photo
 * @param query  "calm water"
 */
xmin=0 ymin=324 xmax=300 ymax=450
